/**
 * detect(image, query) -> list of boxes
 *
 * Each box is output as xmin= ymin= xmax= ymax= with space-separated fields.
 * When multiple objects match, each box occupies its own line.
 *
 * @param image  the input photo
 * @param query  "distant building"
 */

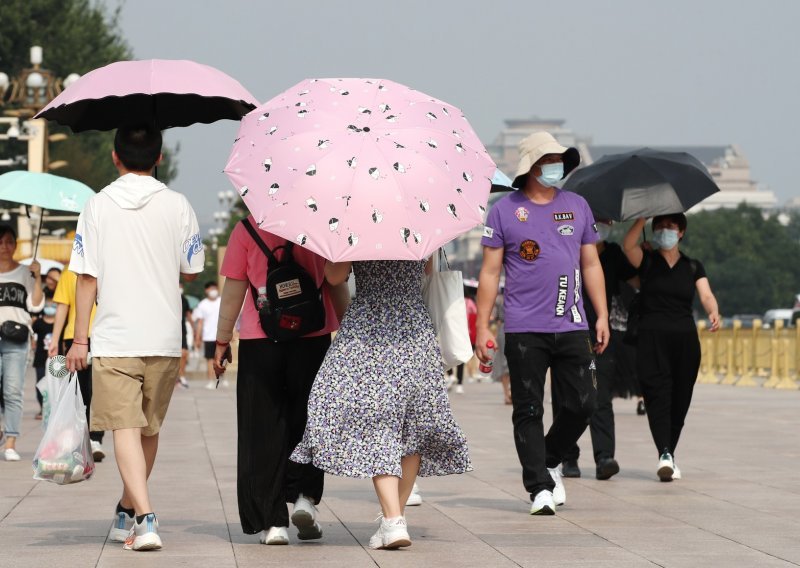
xmin=446 ymin=117 xmax=777 ymax=278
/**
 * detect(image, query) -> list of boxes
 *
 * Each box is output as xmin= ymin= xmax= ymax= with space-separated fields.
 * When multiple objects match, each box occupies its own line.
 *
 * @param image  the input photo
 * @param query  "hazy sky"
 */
xmin=100 ymin=0 xmax=799 ymax=234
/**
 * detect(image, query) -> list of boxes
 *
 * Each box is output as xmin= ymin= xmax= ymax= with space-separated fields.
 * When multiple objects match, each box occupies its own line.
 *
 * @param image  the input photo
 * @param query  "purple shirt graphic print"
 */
xmin=481 ymin=190 xmax=598 ymax=333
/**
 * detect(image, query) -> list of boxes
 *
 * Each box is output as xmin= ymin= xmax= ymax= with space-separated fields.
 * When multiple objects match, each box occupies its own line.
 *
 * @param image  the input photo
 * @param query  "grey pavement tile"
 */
xmin=2 ymin=369 xmax=800 ymax=567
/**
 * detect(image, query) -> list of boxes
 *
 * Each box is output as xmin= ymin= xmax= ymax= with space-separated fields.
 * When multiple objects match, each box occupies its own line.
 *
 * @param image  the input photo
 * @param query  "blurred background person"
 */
xmin=556 ymin=219 xmax=637 ymax=481
xmin=0 ymin=226 xmax=44 ymax=461
xmin=194 ymin=281 xmax=223 ymax=390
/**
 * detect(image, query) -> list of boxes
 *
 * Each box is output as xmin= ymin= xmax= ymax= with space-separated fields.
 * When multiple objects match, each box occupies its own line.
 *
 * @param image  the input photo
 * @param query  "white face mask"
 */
xmin=207 ymin=289 xmax=219 ymax=299
xmin=652 ymin=228 xmax=680 ymax=250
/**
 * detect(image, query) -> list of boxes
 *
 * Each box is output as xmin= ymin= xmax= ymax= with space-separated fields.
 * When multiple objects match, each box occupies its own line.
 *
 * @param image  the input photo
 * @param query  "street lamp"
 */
xmin=0 ymin=46 xmax=79 ymax=257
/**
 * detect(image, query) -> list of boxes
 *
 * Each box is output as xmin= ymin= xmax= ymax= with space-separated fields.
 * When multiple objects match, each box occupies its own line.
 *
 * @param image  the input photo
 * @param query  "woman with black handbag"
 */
xmin=0 ymin=226 xmax=44 ymax=461
xmin=623 ymin=214 xmax=720 ymax=482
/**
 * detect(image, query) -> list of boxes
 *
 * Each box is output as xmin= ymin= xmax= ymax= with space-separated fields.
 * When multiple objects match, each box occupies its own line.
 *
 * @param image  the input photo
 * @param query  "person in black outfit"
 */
xmin=554 ymin=220 xmax=637 ymax=480
xmin=623 ymin=214 xmax=720 ymax=481
xmin=31 ymin=302 xmax=57 ymax=419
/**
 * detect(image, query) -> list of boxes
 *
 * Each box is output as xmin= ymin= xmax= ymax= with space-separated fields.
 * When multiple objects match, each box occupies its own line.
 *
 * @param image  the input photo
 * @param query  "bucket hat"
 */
xmin=512 ymin=131 xmax=580 ymax=188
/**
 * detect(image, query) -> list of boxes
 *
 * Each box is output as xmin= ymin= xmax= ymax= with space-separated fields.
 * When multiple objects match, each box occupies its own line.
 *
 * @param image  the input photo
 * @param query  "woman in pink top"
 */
xmin=213 ymin=215 xmax=343 ymax=546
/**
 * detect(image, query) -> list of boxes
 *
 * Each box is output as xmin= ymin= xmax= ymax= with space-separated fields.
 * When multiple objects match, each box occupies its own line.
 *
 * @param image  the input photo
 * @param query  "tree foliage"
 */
xmin=0 ymin=0 xmax=177 ymax=188
xmin=680 ymin=205 xmax=800 ymax=315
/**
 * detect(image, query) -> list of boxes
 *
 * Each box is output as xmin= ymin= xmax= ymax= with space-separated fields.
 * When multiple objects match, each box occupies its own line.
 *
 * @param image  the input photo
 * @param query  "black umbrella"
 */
xmin=34 ymin=59 xmax=258 ymax=132
xmin=562 ymin=148 xmax=720 ymax=221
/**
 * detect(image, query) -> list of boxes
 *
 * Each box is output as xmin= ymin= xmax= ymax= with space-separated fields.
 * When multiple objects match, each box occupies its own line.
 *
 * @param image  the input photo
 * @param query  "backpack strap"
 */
xmin=241 ymin=218 xmax=290 ymax=265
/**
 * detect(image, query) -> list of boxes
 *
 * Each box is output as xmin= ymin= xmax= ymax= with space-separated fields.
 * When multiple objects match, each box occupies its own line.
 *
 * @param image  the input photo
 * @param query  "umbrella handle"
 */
xmin=32 ymin=209 xmax=45 ymax=261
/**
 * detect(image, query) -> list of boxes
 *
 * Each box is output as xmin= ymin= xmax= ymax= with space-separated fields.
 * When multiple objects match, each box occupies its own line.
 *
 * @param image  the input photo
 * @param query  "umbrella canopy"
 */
xmin=562 ymin=148 xmax=720 ymax=221
xmin=35 ymin=59 xmax=258 ymax=132
xmin=225 ymin=78 xmax=496 ymax=262
xmin=0 ymin=171 xmax=94 ymax=212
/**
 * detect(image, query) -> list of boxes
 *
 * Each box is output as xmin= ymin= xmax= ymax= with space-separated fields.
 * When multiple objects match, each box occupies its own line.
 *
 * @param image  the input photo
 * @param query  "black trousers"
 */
xmin=636 ymin=328 xmax=700 ymax=457
xmin=506 ymin=331 xmax=597 ymax=498
xmin=63 ymin=339 xmax=104 ymax=443
xmin=557 ymin=329 xmax=627 ymax=464
xmin=236 ymin=335 xmax=330 ymax=534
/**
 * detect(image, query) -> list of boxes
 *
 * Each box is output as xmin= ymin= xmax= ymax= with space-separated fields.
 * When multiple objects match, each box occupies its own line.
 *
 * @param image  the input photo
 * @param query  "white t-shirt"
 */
xmin=0 ymin=264 xmax=45 ymax=329
xmin=193 ymin=297 xmax=221 ymax=342
xmin=69 ymin=173 xmax=204 ymax=357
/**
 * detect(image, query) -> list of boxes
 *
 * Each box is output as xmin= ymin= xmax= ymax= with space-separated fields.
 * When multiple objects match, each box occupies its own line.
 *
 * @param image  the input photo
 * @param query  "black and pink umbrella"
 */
xmin=35 ymin=59 xmax=257 ymax=131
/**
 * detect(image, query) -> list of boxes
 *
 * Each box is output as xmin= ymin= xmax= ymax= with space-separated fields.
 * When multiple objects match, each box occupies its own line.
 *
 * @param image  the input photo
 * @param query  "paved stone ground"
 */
xmin=1 ymin=366 xmax=799 ymax=567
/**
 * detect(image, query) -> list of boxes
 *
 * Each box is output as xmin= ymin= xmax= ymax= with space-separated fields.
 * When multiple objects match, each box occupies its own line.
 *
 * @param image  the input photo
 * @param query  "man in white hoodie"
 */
xmin=66 ymin=124 xmax=204 ymax=552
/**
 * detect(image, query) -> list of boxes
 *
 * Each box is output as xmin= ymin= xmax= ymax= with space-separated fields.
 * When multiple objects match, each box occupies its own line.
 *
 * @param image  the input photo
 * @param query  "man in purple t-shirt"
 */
xmin=476 ymin=131 xmax=609 ymax=516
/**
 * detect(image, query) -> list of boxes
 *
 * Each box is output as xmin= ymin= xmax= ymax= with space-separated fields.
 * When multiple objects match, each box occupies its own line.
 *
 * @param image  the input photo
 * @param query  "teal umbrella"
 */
xmin=0 ymin=171 xmax=95 ymax=258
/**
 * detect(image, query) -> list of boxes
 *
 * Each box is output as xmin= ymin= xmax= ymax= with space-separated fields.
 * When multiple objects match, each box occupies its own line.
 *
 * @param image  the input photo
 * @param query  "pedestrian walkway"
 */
xmin=1 ymin=370 xmax=799 ymax=567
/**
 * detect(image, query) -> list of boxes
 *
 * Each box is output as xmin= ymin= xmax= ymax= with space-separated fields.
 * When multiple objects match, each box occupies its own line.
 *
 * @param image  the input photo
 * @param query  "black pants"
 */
xmin=237 ymin=335 xmax=330 ymax=534
xmin=63 ymin=339 xmax=104 ymax=443
xmin=506 ymin=331 xmax=597 ymax=498
xmin=557 ymin=329 xmax=627 ymax=464
xmin=636 ymin=328 xmax=700 ymax=456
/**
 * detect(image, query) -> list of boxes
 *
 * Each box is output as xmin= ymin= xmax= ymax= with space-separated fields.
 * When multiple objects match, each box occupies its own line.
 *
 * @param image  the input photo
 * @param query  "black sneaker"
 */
xmin=561 ymin=459 xmax=581 ymax=478
xmin=636 ymin=400 xmax=646 ymax=415
xmin=595 ymin=457 xmax=620 ymax=480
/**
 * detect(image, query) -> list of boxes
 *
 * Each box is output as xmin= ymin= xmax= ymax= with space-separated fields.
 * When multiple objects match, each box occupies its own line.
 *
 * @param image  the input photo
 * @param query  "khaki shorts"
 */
xmin=91 ymin=357 xmax=180 ymax=436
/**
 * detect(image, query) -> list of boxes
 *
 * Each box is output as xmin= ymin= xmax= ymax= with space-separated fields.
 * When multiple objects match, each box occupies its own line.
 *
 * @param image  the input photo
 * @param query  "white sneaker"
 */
xmin=530 ymin=490 xmax=556 ymax=515
xmin=109 ymin=511 xmax=134 ymax=542
xmin=548 ymin=466 xmax=566 ymax=506
xmin=4 ymin=448 xmax=20 ymax=461
xmin=221 ymin=379 xmax=230 ymax=388
xmin=368 ymin=516 xmax=411 ymax=550
xmin=205 ymin=380 xmax=216 ymax=390
xmin=123 ymin=513 xmax=162 ymax=551
xmin=177 ymin=376 xmax=189 ymax=389
xmin=657 ymin=452 xmax=674 ymax=482
xmin=672 ymin=464 xmax=682 ymax=480
xmin=260 ymin=526 xmax=289 ymax=545
xmin=444 ymin=375 xmax=456 ymax=391
xmin=454 ymin=384 xmax=464 ymax=394
xmin=291 ymin=494 xmax=322 ymax=540
xmin=405 ymin=483 xmax=422 ymax=506
xmin=91 ymin=440 xmax=105 ymax=462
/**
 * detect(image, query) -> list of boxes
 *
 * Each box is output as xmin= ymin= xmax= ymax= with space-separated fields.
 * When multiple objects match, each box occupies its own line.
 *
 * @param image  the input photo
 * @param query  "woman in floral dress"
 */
xmin=291 ymin=258 xmax=472 ymax=550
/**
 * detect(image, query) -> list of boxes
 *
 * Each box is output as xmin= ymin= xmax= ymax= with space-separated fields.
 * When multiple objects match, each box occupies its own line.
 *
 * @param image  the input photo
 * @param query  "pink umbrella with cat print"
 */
xmin=224 ymin=78 xmax=496 ymax=262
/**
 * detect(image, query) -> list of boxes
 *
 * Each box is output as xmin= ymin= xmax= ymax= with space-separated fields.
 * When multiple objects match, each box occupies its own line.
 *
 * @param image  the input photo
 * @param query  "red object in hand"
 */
xmin=478 ymin=340 xmax=496 ymax=375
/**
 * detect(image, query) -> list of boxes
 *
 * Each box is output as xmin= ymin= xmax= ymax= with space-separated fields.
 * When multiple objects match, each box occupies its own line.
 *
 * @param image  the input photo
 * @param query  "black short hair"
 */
xmin=114 ymin=124 xmax=162 ymax=171
xmin=204 ymin=281 xmax=218 ymax=290
xmin=0 ymin=225 xmax=17 ymax=242
xmin=46 ymin=267 xmax=62 ymax=276
xmin=653 ymin=213 xmax=687 ymax=233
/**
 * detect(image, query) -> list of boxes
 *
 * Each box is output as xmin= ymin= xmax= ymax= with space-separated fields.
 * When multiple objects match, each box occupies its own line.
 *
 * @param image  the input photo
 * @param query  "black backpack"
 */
xmin=241 ymin=219 xmax=326 ymax=341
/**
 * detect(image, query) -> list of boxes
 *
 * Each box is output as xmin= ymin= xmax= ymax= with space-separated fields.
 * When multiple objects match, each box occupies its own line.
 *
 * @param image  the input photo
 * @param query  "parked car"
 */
xmin=762 ymin=309 xmax=793 ymax=329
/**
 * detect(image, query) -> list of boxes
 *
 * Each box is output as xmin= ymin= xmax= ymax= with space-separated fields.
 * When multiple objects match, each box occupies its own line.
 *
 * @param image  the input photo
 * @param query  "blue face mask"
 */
xmin=536 ymin=162 xmax=564 ymax=187
xmin=652 ymin=228 xmax=680 ymax=250
xmin=43 ymin=306 xmax=57 ymax=316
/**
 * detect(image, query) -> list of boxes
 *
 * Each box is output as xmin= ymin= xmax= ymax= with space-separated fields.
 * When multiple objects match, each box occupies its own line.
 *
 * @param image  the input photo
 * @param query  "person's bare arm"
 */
xmin=475 ymin=246 xmax=503 ymax=362
xmin=325 ymin=261 xmax=352 ymax=286
xmin=48 ymin=303 xmax=69 ymax=358
xmin=213 ymin=278 xmax=248 ymax=376
xmin=66 ymin=275 xmax=97 ymax=372
xmin=696 ymin=277 xmax=721 ymax=331
xmin=581 ymin=244 xmax=609 ymax=354
xmin=623 ymin=218 xmax=647 ymax=268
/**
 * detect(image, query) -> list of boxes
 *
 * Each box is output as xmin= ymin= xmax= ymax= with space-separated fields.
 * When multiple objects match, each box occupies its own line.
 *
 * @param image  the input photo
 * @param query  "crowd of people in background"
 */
xmin=0 ymin=126 xmax=721 ymax=554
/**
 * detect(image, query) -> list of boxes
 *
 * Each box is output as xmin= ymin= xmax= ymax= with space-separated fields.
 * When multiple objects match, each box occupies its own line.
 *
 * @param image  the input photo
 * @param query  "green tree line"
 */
xmin=0 ymin=0 xmax=177 ymax=189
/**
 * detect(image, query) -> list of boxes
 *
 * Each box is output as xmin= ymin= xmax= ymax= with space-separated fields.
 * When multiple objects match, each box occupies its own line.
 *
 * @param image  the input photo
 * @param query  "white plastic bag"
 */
xmin=422 ymin=250 xmax=474 ymax=370
xmin=32 ymin=361 xmax=94 ymax=485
